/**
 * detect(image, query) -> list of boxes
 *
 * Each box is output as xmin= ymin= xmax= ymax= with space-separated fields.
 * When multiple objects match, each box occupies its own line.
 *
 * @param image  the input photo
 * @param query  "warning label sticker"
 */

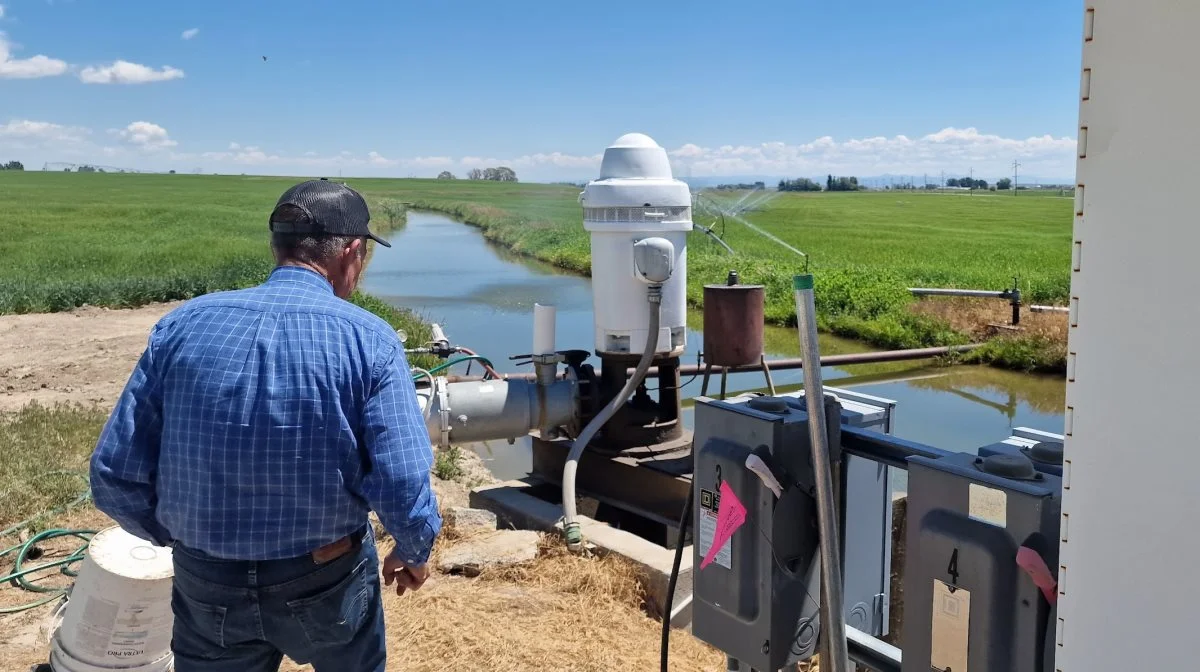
xmin=697 ymin=488 xmax=732 ymax=570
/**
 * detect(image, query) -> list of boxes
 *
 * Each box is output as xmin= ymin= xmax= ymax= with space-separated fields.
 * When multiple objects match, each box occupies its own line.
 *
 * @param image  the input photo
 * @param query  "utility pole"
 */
xmin=1012 ymin=159 xmax=1021 ymax=196
xmin=940 ymin=170 xmax=945 ymax=192
xmin=969 ymin=167 xmax=974 ymax=196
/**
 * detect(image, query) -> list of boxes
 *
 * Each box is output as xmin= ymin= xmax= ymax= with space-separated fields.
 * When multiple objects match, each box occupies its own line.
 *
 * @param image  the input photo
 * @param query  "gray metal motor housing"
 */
xmin=691 ymin=394 xmax=843 ymax=671
xmin=902 ymin=451 xmax=1061 ymax=672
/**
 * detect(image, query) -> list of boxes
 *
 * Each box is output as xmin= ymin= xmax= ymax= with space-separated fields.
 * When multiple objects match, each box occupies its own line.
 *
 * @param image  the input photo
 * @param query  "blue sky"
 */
xmin=0 ymin=0 xmax=1083 ymax=181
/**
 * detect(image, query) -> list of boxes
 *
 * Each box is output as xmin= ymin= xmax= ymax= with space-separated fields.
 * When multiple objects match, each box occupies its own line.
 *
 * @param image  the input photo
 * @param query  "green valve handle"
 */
xmin=793 ymin=274 xmax=814 ymax=290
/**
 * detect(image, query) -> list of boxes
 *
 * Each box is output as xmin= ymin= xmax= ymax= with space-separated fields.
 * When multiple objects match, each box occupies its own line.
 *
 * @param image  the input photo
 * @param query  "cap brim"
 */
xmin=368 ymin=232 xmax=392 ymax=248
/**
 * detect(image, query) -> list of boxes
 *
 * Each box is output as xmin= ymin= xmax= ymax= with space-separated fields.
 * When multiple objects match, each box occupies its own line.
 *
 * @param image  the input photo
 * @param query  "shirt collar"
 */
xmin=267 ymin=265 xmax=335 ymax=294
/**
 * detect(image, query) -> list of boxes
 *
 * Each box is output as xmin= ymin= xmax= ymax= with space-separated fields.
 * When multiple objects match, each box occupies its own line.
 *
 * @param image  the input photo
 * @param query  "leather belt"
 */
xmin=311 ymin=527 xmax=365 ymax=564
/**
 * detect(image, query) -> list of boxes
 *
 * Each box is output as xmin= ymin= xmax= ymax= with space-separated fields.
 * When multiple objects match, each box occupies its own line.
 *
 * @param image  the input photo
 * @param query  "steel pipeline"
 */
xmin=437 ymin=344 xmax=983 ymax=384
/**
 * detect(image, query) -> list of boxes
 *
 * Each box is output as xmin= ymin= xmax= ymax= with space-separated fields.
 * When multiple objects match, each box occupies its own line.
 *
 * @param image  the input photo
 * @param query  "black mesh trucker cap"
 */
xmin=269 ymin=179 xmax=391 ymax=247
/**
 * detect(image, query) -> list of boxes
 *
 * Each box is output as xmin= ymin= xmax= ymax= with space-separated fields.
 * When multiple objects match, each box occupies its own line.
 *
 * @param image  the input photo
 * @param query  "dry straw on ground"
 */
xmin=909 ymin=296 xmax=1068 ymax=344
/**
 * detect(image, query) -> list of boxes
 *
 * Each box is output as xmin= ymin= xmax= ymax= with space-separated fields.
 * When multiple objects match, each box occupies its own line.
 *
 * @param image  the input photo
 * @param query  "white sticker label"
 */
xmin=968 ymin=483 xmax=1007 ymax=528
xmin=696 ymin=488 xmax=732 ymax=570
xmin=931 ymin=579 xmax=970 ymax=672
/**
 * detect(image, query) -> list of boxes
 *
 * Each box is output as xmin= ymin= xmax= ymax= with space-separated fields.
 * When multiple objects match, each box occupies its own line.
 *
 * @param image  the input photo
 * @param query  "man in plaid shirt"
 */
xmin=91 ymin=179 xmax=442 ymax=671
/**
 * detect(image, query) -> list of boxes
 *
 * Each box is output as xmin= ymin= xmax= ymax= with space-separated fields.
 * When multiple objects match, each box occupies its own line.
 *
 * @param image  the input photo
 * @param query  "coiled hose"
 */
xmin=1 ymin=472 xmax=96 ymax=614
xmin=562 ymin=287 xmax=662 ymax=549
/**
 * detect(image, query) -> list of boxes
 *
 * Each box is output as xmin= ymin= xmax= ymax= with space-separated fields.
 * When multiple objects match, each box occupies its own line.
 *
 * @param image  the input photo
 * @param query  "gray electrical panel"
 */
xmin=902 ymin=451 xmax=1061 ymax=672
xmin=691 ymin=394 xmax=843 ymax=671
xmin=724 ymin=387 xmax=897 ymax=637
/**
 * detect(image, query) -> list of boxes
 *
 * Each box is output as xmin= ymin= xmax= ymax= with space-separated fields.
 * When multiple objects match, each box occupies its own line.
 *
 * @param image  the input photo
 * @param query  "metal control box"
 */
xmin=902 ymin=451 xmax=1062 ymax=672
xmin=691 ymin=394 xmax=843 ymax=671
xmin=725 ymin=387 xmax=897 ymax=636
xmin=977 ymin=427 xmax=1066 ymax=477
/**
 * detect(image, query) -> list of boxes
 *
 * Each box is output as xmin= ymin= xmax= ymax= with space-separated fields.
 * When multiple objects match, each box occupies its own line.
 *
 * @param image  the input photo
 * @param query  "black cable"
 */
xmin=660 ymin=483 xmax=694 ymax=672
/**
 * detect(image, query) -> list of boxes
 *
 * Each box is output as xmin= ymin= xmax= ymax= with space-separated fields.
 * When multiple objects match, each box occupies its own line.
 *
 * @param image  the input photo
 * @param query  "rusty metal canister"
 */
xmin=703 ymin=281 xmax=765 ymax=367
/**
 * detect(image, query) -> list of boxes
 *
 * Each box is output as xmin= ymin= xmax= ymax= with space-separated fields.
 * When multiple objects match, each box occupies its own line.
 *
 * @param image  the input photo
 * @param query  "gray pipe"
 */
xmin=416 ymin=377 xmax=578 ymax=448
xmin=909 ymin=287 xmax=1013 ymax=299
xmin=561 ymin=288 xmax=662 ymax=549
xmin=793 ymin=274 xmax=849 ymax=672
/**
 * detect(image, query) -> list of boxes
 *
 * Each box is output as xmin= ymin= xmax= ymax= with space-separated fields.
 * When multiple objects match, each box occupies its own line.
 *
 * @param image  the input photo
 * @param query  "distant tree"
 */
xmin=996 ymin=177 xmax=1012 ymax=190
xmin=825 ymin=175 xmax=861 ymax=192
xmin=467 ymin=168 xmax=484 ymax=180
xmin=437 ymin=171 xmax=457 ymax=180
xmin=169 ymin=169 xmax=177 ymax=174
xmin=778 ymin=177 xmax=822 ymax=192
xmin=2 ymin=160 xmax=24 ymax=171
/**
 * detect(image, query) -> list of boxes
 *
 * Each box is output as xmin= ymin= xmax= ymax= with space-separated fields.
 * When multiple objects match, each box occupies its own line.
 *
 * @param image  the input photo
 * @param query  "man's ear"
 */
xmin=345 ymin=238 xmax=365 ymax=262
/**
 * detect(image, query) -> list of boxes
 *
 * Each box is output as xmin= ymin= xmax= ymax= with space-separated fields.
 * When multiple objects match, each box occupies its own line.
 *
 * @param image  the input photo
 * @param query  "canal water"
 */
xmin=361 ymin=211 xmax=1066 ymax=490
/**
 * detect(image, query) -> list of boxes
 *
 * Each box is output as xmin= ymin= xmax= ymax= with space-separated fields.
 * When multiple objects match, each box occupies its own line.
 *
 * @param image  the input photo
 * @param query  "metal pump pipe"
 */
xmin=794 ymin=273 xmax=850 ymax=672
xmin=415 ymin=376 xmax=578 ymax=449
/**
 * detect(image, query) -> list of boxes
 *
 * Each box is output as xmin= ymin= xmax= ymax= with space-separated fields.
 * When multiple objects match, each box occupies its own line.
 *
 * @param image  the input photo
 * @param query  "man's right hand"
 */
xmin=382 ymin=548 xmax=429 ymax=596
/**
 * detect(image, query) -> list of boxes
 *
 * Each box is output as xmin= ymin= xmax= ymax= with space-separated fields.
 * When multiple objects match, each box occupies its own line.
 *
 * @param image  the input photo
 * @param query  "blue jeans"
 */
xmin=169 ymin=527 xmax=386 ymax=671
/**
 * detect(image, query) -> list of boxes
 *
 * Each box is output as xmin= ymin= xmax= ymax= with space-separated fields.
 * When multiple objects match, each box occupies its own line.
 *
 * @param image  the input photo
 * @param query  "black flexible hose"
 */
xmin=660 ymin=483 xmax=694 ymax=672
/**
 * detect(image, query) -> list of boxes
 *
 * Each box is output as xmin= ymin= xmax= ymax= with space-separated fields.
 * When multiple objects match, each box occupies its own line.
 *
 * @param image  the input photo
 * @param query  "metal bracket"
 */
xmin=435 ymin=377 xmax=451 ymax=449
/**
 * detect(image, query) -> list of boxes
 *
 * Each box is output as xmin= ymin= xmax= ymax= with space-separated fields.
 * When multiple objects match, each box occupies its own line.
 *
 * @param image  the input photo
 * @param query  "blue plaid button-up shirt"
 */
xmin=90 ymin=266 xmax=441 ymax=565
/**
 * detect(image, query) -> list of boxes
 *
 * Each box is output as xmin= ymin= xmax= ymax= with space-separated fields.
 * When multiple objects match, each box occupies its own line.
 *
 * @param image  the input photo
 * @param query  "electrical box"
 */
xmin=725 ymin=387 xmax=897 ymax=637
xmin=902 ymin=451 xmax=1061 ymax=672
xmin=691 ymin=394 xmax=843 ymax=671
xmin=977 ymin=427 xmax=1065 ymax=477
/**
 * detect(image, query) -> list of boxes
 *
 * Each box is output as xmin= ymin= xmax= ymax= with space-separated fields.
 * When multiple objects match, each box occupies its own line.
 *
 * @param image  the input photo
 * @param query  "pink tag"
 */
xmin=700 ymin=481 xmax=748 ymax=570
xmin=1016 ymin=546 xmax=1058 ymax=605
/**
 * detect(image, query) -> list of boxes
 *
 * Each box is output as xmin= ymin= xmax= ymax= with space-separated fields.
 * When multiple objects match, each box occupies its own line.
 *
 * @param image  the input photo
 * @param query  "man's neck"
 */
xmin=278 ymin=260 xmax=331 ymax=280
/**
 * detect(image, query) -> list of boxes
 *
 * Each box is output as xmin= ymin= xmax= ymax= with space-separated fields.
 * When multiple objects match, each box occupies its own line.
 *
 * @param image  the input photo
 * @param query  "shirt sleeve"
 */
xmin=360 ymin=344 xmax=442 ymax=565
xmin=90 ymin=325 xmax=173 ymax=547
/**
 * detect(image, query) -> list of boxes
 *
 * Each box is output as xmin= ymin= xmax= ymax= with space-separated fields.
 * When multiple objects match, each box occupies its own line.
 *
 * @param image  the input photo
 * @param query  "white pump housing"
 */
xmin=581 ymin=133 xmax=692 ymax=356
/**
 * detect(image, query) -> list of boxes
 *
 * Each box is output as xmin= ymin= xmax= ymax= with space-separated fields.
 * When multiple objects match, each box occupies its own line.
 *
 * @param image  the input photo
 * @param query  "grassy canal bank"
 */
xmin=395 ymin=182 xmax=1072 ymax=373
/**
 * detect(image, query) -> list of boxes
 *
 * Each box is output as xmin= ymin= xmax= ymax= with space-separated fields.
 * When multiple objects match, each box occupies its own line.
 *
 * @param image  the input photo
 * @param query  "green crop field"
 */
xmin=0 ymin=171 xmax=435 ymax=363
xmin=0 ymin=171 xmax=1072 ymax=371
xmin=384 ymin=180 xmax=1073 ymax=370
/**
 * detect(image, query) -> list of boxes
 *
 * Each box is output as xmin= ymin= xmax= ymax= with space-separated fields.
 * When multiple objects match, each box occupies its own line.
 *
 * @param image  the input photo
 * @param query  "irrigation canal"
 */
xmin=361 ymin=211 xmax=1066 ymax=491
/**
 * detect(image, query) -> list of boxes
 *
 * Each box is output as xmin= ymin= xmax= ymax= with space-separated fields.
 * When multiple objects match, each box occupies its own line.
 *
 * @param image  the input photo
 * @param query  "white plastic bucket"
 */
xmin=51 ymin=526 xmax=175 ymax=671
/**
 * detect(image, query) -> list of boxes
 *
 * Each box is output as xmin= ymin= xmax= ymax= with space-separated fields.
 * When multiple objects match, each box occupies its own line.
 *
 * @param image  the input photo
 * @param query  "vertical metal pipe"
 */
xmin=793 ymin=274 xmax=850 ymax=672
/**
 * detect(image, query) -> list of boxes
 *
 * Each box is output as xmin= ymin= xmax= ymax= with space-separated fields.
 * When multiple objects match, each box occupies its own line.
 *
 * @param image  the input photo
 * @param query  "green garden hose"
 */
xmin=0 ymin=529 xmax=95 ymax=614
xmin=1 ymin=472 xmax=97 ymax=614
xmin=411 ymin=355 xmax=497 ymax=381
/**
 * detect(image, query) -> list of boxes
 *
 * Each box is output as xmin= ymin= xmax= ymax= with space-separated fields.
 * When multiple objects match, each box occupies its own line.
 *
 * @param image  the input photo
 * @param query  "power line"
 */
xmin=1012 ymin=159 xmax=1021 ymax=196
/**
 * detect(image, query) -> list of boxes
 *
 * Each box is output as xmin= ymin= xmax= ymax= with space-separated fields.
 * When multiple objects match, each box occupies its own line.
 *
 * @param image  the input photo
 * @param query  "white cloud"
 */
xmin=664 ymin=127 xmax=1077 ymax=180
xmin=367 ymin=151 xmax=398 ymax=167
xmin=79 ymin=60 xmax=184 ymax=84
xmin=0 ymin=119 xmax=89 ymax=143
xmin=181 ymin=28 xmax=199 ymax=40
xmin=112 ymin=121 xmax=176 ymax=150
xmin=2 ymin=124 xmax=1077 ymax=182
xmin=0 ymin=5 xmax=6 ymax=19
xmin=0 ymin=32 xmax=69 ymax=79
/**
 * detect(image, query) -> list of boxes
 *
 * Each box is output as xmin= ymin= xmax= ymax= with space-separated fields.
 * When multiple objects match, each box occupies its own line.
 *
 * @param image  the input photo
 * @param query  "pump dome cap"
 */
xmin=598 ymin=132 xmax=674 ymax=180
xmin=610 ymin=132 xmax=660 ymax=148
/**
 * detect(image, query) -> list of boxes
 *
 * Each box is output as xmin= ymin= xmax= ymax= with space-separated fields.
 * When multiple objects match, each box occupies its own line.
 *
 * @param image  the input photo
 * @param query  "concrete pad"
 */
xmin=437 ymin=529 xmax=540 ymax=577
xmin=470 ymin=479 xmax=695 ymax=629
xmin=444 ymin=506 xmax=497 ymax=535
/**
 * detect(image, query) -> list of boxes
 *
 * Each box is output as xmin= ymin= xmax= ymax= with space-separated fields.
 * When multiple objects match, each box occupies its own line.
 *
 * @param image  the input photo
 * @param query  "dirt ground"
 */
xmin=0 ymin=303 xmax=179 ymax=413
xmin=0 ymin=302 xmax=728 ymax=671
